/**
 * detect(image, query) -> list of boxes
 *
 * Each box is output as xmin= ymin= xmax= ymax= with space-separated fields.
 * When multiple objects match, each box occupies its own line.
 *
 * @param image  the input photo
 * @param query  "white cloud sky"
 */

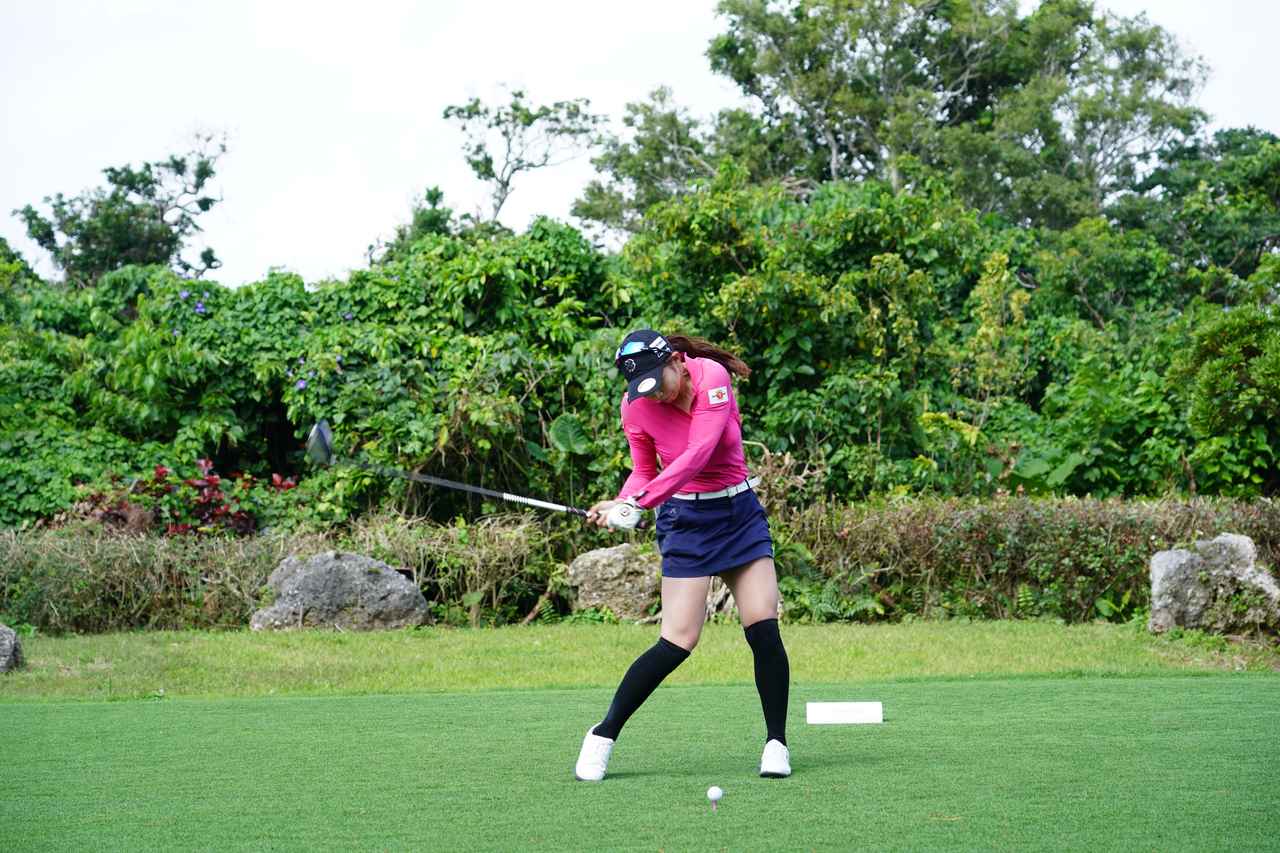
xmin=2 ymin=1 xmax=1277 ymax=287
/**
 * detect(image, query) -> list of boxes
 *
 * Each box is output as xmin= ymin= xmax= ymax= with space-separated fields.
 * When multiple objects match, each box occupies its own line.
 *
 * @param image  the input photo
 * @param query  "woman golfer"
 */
xmin=575 ymin=329 xmax=791 ymax=781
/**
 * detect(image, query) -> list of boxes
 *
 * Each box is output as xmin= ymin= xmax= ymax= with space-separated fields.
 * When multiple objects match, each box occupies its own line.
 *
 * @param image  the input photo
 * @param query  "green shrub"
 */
xmin=1173 ymin=300 xmax=1280 ymax=495
xmin=0 ymin=523 xmax=317 ymax=633
xmin=774 ymin=495 xmax=1279 ymax=623
xmin=6 ymin=183 xmax=1280 ymax=537
xmin=0 ymin=512 xmax=580 ymax=634
xmin=342 ymin=512 xmax=552 ymax=627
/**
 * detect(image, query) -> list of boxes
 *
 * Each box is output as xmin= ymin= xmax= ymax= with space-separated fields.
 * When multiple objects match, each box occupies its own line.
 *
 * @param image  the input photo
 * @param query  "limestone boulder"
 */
xmin=250 ymin=551 xmax=429 ymax=631
xmin=0 ymin=623 xmax=23 ymax=673
xmin=567 ymin=544 xmax=661 ymax=621
xmin=1149 ymin=533 xmax=1280 ymax=635
xmin=566 ymin=545 xmax=746 ymax=622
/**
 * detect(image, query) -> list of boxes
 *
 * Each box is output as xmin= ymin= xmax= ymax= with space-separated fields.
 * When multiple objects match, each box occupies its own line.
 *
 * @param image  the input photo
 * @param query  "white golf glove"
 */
xmin=606 ymin=498 xmax=644 ymax=531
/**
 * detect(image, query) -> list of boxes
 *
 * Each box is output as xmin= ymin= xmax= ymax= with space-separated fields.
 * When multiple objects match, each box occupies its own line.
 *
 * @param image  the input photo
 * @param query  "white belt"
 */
xmin=672 ymin=477 xmax=760 ymax=501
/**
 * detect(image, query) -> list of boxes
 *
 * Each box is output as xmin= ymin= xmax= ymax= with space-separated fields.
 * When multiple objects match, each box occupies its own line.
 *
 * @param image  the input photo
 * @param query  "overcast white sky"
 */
xmin=3 ymin=1 xmax=1278 ymax=287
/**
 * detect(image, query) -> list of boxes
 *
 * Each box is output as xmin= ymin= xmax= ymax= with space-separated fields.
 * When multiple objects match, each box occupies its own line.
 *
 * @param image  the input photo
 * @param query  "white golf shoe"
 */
xmin=759 ymin=739 xmax=791 ymax=778
xmin=574 ymin=727 xmax=615 ymax=782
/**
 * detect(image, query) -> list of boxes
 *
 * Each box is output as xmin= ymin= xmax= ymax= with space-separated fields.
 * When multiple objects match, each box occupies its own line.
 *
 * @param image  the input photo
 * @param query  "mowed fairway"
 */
xmin=3 ymin=624 xmax=1280 ymax=851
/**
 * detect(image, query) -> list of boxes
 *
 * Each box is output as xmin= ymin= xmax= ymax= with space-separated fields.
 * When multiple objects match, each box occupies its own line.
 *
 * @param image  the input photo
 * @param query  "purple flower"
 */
xmin=194 ymin=302 xmax=206 ymax=314
xmin=308 ymin=370 xmax=316 ymax=378
xmin=343 ymin=312 xmax=354 ymax=321
xmin=295 ymin=379 xmax=307 ymax=390
xmin=179 ymin=290 xmax=190 ymax=300
xmin=172 ymin=330 xmax=181 ymax=337
xmin=202 ymin=291 xmax=209 ymax=298
xmin=298 ymin=356 xmax=305 ymax=365
xmin=287 ymin=369 xmax=293 ymax=378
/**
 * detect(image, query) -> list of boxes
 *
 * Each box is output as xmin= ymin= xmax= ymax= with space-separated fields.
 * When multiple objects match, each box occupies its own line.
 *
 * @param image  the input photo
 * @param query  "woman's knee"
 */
xmin=661 ymin=625 xmax=701 ymax=652
xmin=739 ymin=597 xmax=779 ymax=629
xmin=659 ymin=576 xmax=709 ymax=651
xmin=728 ymin=557 xmax=780 ymax=627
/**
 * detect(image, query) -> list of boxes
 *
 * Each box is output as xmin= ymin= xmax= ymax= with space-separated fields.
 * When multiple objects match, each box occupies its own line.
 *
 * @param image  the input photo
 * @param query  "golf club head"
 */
xmin=306 ymin=420 xmax=334 ymax=466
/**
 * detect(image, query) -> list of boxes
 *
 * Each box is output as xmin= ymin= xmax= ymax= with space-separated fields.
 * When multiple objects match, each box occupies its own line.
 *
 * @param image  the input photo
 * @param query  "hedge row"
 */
xmin=2 ymin=498 xmax=1276 ymax=634
xmin=769 ymin=495 xmax=1280 ymax=623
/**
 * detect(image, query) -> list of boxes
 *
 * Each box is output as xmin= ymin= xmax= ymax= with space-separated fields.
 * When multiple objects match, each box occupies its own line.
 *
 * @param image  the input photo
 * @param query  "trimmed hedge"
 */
xmin=773 ymin=496 xmax=1280 ymax=623
xmin=0 ymin=524 xmax=320 ymax=634
xmin=2 ymin=498 xmax=1276 ymax=634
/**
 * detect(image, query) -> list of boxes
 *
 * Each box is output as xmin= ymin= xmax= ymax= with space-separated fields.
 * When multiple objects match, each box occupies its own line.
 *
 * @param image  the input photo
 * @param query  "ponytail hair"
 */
xmin=666 ymin=334 xmax=751 ymax=379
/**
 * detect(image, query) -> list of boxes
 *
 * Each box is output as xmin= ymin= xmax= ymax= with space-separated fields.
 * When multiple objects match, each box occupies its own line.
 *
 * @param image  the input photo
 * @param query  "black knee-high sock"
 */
xmin=594 ymin=637 xmax=691 ymax=740
xmin=745 ymin=618 xmax=789 ymax=745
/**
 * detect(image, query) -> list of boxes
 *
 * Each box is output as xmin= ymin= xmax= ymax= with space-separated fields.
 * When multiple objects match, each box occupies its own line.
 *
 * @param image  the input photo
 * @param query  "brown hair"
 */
xmin=666 ymin=334 xmax=751 ymax=379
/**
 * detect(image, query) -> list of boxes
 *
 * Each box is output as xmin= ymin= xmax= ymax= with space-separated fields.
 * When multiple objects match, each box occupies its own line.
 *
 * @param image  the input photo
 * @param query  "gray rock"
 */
xmin=1149 ymin=533 xmax=1280 ymax=635
xmin=1148 ymin=549 xmax=1212 ymax=632
xmin=567 ymin=544 xmax=661 ymax=621
xmin=0 ymin=623 xmax=23 ymax=673
xmin=250 ymin=551 xmax=429 ymax=631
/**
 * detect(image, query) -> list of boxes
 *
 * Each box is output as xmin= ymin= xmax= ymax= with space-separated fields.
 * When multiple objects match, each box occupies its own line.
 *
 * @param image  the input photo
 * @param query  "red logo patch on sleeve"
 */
xmin=707 ymin=386 xmax=729 ymax=406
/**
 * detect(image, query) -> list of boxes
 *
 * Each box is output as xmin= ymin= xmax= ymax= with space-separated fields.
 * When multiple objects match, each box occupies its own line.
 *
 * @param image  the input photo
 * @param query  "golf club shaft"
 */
xmin=308 ymin=420 xmax=647 ymax=529
xmin=345 ymin=459 xmax=588 ymax=517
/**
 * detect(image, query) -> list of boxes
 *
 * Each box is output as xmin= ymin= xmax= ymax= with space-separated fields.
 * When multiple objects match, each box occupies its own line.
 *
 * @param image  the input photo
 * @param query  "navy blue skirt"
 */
xmin=654 ymin=487 xmax=774 ymax=578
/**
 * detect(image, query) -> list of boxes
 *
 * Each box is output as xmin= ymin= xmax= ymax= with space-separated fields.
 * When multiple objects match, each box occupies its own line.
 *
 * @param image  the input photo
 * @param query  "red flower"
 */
xmin=270 ymin=473 xmax=298 ymax=491
xmin=154 ymin=465 xmax=169 ymax=480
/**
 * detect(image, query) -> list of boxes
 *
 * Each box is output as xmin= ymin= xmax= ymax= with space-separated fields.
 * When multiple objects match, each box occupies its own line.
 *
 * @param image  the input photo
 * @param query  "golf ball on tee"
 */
xmin=707 ymin=786 xmax=723 ymax=802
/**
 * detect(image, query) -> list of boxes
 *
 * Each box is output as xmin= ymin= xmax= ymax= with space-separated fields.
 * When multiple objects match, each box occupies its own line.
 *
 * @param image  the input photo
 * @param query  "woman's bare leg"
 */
xmin=721 ymin=557 xmax=780 ymax=628
xmin=723 ymin=557 xmax=789 ymax=748
xmin=592 ymin=575 xmax=710 ymax=740
xmin=659 ymin=575 xmax=711 ymax=650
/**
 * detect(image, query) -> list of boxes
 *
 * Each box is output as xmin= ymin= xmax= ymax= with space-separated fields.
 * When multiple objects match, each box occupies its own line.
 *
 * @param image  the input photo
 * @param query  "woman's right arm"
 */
xmin=587 ymin=422 xmax=657 ymax=527
xmin=617 ymin=424 xmax=658 ymax=501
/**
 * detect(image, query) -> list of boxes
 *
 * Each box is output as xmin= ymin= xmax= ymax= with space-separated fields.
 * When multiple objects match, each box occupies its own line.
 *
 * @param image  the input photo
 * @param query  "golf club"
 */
xmin=306 ymin=420 xmax=648 ymax=529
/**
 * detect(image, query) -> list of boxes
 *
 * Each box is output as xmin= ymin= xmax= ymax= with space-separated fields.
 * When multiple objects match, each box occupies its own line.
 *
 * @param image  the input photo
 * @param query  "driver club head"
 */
xmin=306 ymin=420 xmax=334 ymax=466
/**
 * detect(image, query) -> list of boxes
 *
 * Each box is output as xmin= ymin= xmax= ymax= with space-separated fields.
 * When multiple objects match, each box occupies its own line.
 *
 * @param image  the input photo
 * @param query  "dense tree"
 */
xmin=0 ymin=237 xmax=35 ymax=282
xmin=572 ymin=88 xmax=807 ymax=233
xmin=1111 ymin=128 xmax=1280 ymax=283
xmin=708 ymin=0 xmax=1028 ymax=187
xmin=577 ymin=1 xmax=1205 ymax=234
xmin=573 ymin=88 xmax=716 ymax=234
xmin=1172 ymin=299 xmax=1280 ymax=495
xmin=13 ymin=135 xmax=226 ymax=288
xmin=934 ymin=1 xmax=1206 ymax=227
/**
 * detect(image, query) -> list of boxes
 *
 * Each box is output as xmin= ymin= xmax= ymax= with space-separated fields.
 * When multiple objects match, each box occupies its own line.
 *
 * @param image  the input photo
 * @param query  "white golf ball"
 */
xmin=707 ymin=785 xmax=724 ymax=802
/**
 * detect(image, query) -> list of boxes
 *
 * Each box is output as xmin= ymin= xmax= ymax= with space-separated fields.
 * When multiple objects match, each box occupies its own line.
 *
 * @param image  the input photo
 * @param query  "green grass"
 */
xmin=3 ymin=622 xmax=1279 ymax=851
xmin=4 ymin=620 xmax=1277 ymax=702
xmin=4 ymin=676 xmax=1279 ymax=851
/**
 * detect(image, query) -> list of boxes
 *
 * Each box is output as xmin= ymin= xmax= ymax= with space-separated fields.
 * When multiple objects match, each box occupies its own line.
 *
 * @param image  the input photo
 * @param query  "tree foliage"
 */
xmin=578 ymin=0 xmax=1205 ymax=233
xmin=1112 ymin=128 xmax=1280 ymax=281
xmin=13 ymin=135 xmax=226 ymax=288
xmin=572 ymin=87 xmax=806 ymax=234
xmin=444 ymin=89 xmax=603 ymax=222
xmin=370 ymin=186 xmax=456 ymax=264
xmin=3 ymin=1 xmax=1279 ymax=533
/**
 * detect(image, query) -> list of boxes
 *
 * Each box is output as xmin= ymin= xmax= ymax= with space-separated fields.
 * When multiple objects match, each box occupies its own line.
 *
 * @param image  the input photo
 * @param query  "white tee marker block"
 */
xmin=806 ymin=701 xmax=883 ymax=725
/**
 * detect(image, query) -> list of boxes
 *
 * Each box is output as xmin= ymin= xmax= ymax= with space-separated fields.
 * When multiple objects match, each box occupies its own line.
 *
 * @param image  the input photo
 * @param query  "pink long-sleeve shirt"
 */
xmin=615 ymin=355 xmax=750 ymax=510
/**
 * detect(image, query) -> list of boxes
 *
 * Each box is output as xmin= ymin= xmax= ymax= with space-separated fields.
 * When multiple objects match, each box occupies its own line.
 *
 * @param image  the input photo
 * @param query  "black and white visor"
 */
xmin=615 ymin=329 xmax=673 ymax=401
